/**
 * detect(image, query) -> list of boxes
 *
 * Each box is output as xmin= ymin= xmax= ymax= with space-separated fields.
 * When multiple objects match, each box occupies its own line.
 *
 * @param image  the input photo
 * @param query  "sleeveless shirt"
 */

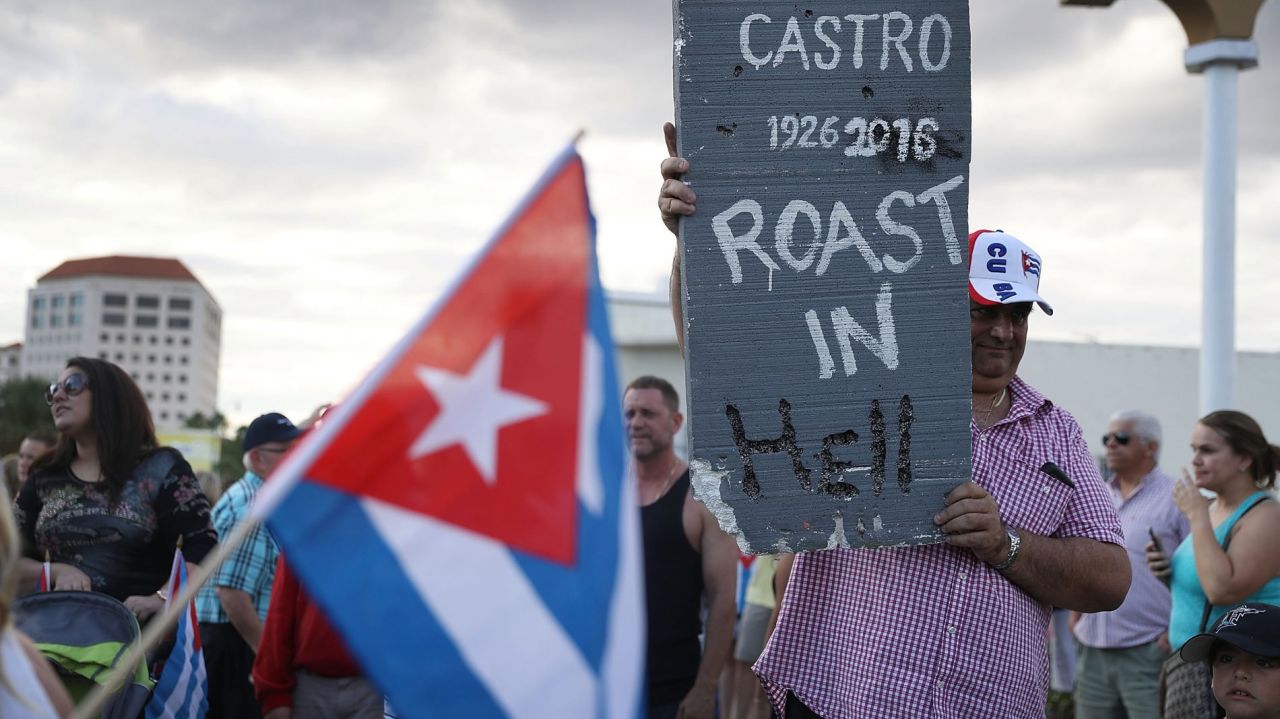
xmin=641 ymin=470 xmax=703 ymax=706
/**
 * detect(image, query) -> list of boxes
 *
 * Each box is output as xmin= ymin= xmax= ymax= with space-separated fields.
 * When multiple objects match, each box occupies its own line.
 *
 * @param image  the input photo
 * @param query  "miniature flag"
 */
xmin=36 ymin=555 xmax=51 ymax=593
xmin=145 ymin=548 xmax=208 ymax=719
xmin=254 ymin=142 xmax=642 ymax=718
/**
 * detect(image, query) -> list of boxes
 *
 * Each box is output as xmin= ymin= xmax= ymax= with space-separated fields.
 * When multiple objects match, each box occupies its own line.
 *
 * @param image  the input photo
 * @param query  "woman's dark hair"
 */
xmin=1199 ymin=410 xmax=1280 ymax=490
xmin=35 ymin=357 xmax=157 ymax=496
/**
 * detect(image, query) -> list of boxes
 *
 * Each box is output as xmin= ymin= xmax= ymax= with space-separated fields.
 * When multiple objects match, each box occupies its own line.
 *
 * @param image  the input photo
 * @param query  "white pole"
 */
xmin=1200 ymin=62 xmax=1237 ymax=414
xmin=1185 ymin=39 xmax=1259 ymax=415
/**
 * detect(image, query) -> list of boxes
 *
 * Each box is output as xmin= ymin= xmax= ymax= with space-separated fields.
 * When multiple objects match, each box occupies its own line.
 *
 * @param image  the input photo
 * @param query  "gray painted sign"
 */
xmin=673 ymin=1 xmax=973 ymax=553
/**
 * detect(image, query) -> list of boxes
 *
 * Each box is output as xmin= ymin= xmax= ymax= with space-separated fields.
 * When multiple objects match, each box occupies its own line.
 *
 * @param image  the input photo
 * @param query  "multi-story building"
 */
xmin=0 ymin=342 xmax=22 ymax=384
xmin=22 ymin=256 xmax=221 ymax=430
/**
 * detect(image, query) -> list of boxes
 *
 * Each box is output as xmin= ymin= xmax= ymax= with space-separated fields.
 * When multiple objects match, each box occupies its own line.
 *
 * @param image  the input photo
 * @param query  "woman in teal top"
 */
xmin=1150 ymin=410 xmax=1280 ymax=715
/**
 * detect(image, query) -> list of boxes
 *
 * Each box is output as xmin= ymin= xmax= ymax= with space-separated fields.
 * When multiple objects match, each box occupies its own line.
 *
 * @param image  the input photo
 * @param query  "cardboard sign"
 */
xmin=674 ymin=1 xmax=973 ymax=553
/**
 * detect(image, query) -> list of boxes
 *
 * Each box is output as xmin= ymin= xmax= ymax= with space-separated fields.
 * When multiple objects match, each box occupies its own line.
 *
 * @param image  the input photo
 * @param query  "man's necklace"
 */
xmin=974 ymin=387 xmax=1008 ymax=425
xmin=642 ymin=461 xmax=682 ymax=505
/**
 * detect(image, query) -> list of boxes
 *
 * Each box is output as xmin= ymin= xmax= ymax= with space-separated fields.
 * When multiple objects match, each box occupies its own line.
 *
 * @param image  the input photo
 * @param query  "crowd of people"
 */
xmin=0 ymin=136 xmax=1277 ymax=718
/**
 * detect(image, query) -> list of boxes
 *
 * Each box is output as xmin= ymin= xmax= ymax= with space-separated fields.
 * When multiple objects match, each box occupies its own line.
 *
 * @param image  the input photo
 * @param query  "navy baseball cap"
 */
xmin=243 ymin=412 xmax=301 ymax=453
xmin=1180 ymin=603 xmax=1280 ymax=663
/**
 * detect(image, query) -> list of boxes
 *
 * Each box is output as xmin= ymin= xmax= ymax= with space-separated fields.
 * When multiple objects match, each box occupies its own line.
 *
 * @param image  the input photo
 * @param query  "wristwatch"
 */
xmin=993 ymin=527 xmax=1021 ymax=572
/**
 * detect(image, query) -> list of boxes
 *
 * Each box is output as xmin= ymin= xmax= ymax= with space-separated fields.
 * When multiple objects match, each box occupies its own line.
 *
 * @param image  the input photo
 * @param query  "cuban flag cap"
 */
xmin=968 ymin=229 xmax=1053 ymax=315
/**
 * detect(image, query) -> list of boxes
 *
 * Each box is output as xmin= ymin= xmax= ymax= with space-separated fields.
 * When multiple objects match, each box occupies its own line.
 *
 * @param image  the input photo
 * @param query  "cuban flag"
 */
xmin=145 ymin=548 xmax=208 ymax=719
xmin=253 ymin=142 xmax=643 ymax=718
xmin=36 ymin=555 xmax=51 ymax=592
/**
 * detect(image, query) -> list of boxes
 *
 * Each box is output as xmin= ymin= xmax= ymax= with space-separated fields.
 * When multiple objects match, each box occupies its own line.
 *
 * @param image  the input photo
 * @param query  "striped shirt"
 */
xmin=195 ymin=472 xmax=279 ymax=623
xmin=1074 ymin=467 xmax=1188 ymax=648
xmin=755 ymin=377 xmax=1124 ymax=719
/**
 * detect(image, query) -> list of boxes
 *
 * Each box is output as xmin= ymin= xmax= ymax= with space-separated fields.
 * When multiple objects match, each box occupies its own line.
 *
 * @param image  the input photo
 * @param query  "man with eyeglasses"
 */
xmin=196 ymin=412 xmax=301 ymax=719
xmin=658 ymin=132 xmax=1130 ymax=718
xmin=1072 ymin=410 xmax=1188 ymax=719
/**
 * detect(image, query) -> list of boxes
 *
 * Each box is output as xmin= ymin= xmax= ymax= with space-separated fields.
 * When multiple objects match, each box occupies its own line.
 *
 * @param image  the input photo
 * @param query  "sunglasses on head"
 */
xmin=45 ymin=373 xmax=89 ymax=405
xmin=1101 ymin=432 xmax=1131 ymax=446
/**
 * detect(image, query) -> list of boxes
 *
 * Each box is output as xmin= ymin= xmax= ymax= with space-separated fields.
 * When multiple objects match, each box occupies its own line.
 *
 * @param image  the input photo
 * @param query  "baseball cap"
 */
xmin=968 ymin=229 xmax=1054 ymax=316
xmin=1180 ymin=603 xmax=1280 ymax=663
xmin=243 ymin=412 xmax=301 ymax=453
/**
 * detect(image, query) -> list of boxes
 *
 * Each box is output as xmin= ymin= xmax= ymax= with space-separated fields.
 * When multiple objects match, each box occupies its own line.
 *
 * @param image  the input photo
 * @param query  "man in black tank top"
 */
xmin=625 ymin=376 xmax=739 ymax=719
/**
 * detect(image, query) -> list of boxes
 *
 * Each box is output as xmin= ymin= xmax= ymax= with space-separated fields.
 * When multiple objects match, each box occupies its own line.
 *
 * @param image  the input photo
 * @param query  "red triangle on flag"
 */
xmin=304 ymin=156 xmax=590 ymax=565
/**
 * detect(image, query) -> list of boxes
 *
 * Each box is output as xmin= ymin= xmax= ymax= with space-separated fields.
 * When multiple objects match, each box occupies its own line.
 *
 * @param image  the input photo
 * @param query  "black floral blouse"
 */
xmin=15 ymin=448 xmax=218 ymax=601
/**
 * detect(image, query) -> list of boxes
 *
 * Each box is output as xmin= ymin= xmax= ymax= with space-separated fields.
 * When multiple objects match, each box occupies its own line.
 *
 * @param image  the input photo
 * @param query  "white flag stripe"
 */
xmin=576 ymin=334 xmax=605 ymax=515
xmin=363 ymin=498 xmax=598 ymax=719
xmin=602 ymin=439 xmax=645 ymax=718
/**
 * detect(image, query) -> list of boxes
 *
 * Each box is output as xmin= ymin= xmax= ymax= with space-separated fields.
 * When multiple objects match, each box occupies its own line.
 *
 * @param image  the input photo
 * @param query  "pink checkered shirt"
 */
xmin=754 ymin=377 xmax=1123 ymax=719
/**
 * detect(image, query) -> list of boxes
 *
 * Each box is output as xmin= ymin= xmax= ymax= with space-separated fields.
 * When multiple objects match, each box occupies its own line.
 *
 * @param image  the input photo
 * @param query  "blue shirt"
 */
xmin=195 ymin=472 xmax=280 ymax=624
xmin=1169 ymin=491 xmax=1280 ymax=646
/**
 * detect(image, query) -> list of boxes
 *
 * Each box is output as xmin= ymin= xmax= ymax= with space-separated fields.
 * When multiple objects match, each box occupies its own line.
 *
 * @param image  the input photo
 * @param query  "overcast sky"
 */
xmin=2 ymin=1 xmax=1277 ymax=429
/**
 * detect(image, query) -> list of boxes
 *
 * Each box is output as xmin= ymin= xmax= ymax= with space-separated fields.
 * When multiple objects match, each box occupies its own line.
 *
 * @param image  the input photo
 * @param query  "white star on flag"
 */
xmin=410 ymin=336 xmax=548 ymax=485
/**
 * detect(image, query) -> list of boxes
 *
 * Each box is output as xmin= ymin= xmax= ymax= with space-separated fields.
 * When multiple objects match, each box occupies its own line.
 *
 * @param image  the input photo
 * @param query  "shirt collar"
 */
xmin=1001 ymin=376 xmax=1051 ymax=425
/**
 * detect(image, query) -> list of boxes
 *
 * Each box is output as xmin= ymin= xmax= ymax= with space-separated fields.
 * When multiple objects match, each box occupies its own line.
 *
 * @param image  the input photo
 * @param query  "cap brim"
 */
xmin=1180 ymin=632 xmax=1280 ymax=663
xmin=969 ymin=280 xmax=1054 ymax=316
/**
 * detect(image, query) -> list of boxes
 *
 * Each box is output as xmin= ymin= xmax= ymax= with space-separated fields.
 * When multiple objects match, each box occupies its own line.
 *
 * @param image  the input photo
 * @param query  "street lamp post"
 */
xmin=1062 ymin=0 xmax=1266 ymax=414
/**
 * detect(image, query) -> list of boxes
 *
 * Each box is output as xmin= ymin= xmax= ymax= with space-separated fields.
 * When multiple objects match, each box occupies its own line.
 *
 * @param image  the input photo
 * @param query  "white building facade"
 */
xmin=22 ymin=256 xmax=222 ymax=430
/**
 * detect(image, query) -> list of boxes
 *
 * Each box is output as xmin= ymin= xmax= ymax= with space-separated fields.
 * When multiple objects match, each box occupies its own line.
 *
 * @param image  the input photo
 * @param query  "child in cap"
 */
xmin=1179 ymin=602 xmax=1280 ymax=719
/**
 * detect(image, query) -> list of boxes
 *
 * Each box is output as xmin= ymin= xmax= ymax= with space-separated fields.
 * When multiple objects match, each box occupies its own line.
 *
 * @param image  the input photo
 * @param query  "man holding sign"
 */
xmin=659 ymin=130 xmax=1130 ymax=716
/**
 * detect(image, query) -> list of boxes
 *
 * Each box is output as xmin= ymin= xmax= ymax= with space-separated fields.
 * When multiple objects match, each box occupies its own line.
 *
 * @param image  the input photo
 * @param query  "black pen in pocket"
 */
xmin=1040 ymin=461 xmax=1075 ymax=489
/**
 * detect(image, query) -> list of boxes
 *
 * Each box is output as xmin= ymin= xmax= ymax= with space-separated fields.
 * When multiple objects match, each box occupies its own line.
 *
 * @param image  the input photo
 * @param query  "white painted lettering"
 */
xmin=740 ymin=14 xmax=773 ymax=70
xmin=712 ymin=199 xmax=780 ymax=284
xmin=843 ymin=14 xmax=880 ymax=70
xmin=804 ymin=310 xmax=837 ymax=379
xmin=813 ymin=16 xmax=842 ymax=70
xmin=915 ymin=175 xmax=966 ymax=265
xmin=876 ymin=191 xmax=924 ymax=273
xmin=774 ymin=16 xmax=810 ymax=70
xmin=881 ymin=12 xmax=914 ymax=72
xmin=919 ymin=14 xmax=952 ymax=72
xmin=831 ymin=282 xmax=899 ymax=374
xmin=775 ymin=200 xmax=823 ymax=271
xmin=818 ymin=201 xmax=884 ymax=275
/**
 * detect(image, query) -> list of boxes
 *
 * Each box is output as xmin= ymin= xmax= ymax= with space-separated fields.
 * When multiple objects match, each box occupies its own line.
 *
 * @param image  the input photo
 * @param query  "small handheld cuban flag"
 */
xmin=253 ymin=139 xmax=643 ymax=719
xmin=145 ymin=543 xmax=208 ymax=719
xmin=37 ymin=550 xmax=51 ymax=592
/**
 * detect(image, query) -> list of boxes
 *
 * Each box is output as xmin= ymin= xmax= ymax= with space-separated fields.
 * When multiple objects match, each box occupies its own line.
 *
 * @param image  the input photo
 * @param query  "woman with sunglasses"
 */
xmin=13 ymin=357 xmax=216 ymax=622
xmin=1147 ymin=410 xmax=1280 ymax=717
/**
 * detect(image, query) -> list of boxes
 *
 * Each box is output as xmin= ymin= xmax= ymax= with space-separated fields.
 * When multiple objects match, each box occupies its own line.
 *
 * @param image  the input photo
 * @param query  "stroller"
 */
xmin=14 ymin=591 xmax=155 ymax=719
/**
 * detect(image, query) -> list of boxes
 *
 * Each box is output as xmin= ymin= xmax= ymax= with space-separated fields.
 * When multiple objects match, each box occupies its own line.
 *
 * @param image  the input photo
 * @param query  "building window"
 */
xmin=162 ymin=373 xmax=171 ymax=383
xmin=100 ymin=332 xmax=109 ymax=342
xmin=180 ymin=338 xmax=190 ymax=347
xmin=163 ymin=355 xmax=172 ymax=365
xmin=169 ymin=297 xmax=192 ymax=311
xmin=50 ymin=314 xmax=62 ymax=328
xmin=167 ymin=317 xmax=191 ymax=330
xmin=103 ymin=294 xmax=127 ymax=307
xmin=114 ymin=352 xmax=124 ymax=361
xmin=147 ymin=354 xmax=157 ymax=364
xmin=70 ymin=293 xmax=84 ymax=308
xmin=30 ymin=315 xmax=43 ymax=329
xmin=146 ymin=373 xmax=155 ymax=382
xmin=51 ymin=295 xmax=64 ymax=309
xmin=160 ymin=411 xmax=168 ymax=421
xmin=98 ymin=351 xmax=108 ymax=359
xmin=32 ymin=296 xmax=46 ymax=311
xmin=136 ymin=296 xmax=159 ymax=309
xmin=165 ymin=337 xmax=174 ymax=346
xmin=178 ymin=374 xmax=188 ymax=384
xmin=180 ymin=356 xmax=189 ymax=365
xmin=132 ymin=334 xmax=141 ymax=344
xmin=116 ymin=333 xmax=126 ymax=343
xmin=102 ymin=313 xmax=126 ymax=327
xmin=149 ymin=336 xmax=158 ymax=345
xmin=177 ymin=393 xmax=187 ymax=403
xmin=135 ymin=315 xmax=158 ymax=328
xmin=177 ymin=412 xmax=186 ymax=421
xmin=161 ymin=392 xmax=170 ymax=402
xmin=131 ymin=372 xmax=139 ymax=380
xmin=68 ymin=312 xmax=81 ymax=327
xmin=131 ymin=353 xmax=141 ymax=363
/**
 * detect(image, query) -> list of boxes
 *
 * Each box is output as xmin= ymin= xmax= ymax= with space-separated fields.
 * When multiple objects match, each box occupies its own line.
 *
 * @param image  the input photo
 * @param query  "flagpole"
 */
xmin=71 ymin=515 xmax=263 ymax=719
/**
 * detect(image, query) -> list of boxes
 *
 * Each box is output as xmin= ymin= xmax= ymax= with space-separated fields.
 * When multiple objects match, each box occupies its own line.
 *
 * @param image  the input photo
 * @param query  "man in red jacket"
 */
xmin=253 ymin=555 xmax=383 ymax=719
